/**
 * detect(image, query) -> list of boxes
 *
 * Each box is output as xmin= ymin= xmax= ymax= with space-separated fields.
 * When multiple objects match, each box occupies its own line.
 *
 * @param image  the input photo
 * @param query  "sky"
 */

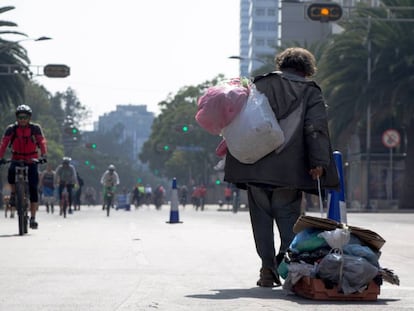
xmin=4 ymin=0 xmax=241 ymax=129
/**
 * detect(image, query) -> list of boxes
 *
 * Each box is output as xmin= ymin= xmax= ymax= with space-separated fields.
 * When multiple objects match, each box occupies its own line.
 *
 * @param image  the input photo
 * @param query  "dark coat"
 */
xmin=224 ymin=71 xmax=339 ymax=193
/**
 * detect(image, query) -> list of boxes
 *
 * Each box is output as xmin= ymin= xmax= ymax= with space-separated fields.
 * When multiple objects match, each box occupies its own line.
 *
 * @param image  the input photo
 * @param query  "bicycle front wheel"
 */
xmin=16 ymin=182 xmax=27 ymax=236
xmin=106 ymin=195 xmax=112 ymax=217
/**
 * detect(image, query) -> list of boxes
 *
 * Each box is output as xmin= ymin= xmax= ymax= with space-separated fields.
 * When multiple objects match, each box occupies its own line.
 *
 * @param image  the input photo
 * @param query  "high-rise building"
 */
xmin=239 ymin=0 xmax=279 ymax=77
xmin=97 ymin=105 xmax=154 ymax=161
xmin=239 ymin=0 xmax=377 ymax=77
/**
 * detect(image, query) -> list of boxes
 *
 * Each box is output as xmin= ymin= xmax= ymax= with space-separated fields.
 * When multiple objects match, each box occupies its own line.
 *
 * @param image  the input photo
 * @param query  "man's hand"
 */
xmin=40 ymin=154 xmax=47 ymax=163
xmin=309 ymin=166 xmax=324 ymax=180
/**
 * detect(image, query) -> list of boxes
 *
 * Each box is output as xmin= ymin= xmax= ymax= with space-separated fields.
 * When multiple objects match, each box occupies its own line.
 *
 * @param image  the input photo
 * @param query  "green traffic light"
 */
xmin=85 ymin=160 xmax=90 ymax=166
xmin=72 ymin=128 xmax=78 ymax=134
xmin=91 ymin=143 xmax=97 ymax=149
xmin=182 ymin=125 xmax=189 ymax=132
xmin=215 ymin=179 xmax=221 ymax=185
xmin=163 ymin=145 xmax=170 ymax=151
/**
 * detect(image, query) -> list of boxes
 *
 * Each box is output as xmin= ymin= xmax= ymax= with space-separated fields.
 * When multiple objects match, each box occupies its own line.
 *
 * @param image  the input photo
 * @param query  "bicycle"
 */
xmin=0 ymin=158 xmax=46 ymax=236
xmin=103 ymin=185 xmax=115 ymax=217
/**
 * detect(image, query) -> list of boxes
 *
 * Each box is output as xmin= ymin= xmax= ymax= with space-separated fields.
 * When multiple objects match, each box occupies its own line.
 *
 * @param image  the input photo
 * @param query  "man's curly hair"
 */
xmin=275 ymin=47 xmax=317 ymax=77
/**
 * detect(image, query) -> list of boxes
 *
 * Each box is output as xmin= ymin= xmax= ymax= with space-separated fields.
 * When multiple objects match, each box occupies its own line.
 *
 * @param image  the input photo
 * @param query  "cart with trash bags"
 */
xmin=279 ymin=215 xmax=399 ymax=301
xmin=115 ymin=194 xmax=130 ymax=211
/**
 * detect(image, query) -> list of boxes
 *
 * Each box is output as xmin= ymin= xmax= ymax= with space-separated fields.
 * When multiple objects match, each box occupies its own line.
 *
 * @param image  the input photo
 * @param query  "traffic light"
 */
xmin=215 ymin=178 xmax=221 ymax=185
xmin=156 ymin=143 xmax=173 ymax=153
xmin=85 ymin=143 xmax=97 ymax=149
xmin=174 ymin=124 xmax=193 ymax=133
xmin=64 ymin=127 xmax=79 ymax=136
xmin=85 ymin=160 xmax=90 ymax=166
xmin=307 ymin=3 xmax=342 ymax=22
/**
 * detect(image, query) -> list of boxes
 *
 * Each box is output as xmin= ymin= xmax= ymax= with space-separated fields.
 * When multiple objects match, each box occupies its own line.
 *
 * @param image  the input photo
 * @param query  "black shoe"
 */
xmin=256 ymin=268 xmax=282 ymax=287
xmin=9 ymin=193 xmax=15 ymax=207
xmin=29 ymin=218 xmax=38 ymax=229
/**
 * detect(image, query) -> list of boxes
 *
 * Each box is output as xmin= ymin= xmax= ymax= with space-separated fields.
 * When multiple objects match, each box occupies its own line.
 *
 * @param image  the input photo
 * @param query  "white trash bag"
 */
xmin=222 ymin=85 xmax=284 ymax=164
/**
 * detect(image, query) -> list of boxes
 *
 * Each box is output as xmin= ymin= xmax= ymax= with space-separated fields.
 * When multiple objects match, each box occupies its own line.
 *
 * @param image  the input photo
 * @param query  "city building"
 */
xmin=238 ymin=0 xmax=378 ymax=77
xmin=97 ymin=105 xmax=154 ymax=161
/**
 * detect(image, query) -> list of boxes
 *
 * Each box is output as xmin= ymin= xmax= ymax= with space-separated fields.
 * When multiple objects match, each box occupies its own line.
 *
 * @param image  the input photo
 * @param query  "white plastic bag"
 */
xmin=222 ymin=85 xmax=284 ymax=164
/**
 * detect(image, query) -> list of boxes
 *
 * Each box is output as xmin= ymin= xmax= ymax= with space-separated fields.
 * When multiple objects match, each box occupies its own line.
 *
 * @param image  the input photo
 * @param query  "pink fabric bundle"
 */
xmin=196 ymin=83 xmax=249 ymax=135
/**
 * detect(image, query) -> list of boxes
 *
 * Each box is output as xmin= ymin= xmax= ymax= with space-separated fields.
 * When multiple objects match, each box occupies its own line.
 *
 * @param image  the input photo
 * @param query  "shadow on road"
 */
xmin=186 ymin=287 xmax=398 ymax=306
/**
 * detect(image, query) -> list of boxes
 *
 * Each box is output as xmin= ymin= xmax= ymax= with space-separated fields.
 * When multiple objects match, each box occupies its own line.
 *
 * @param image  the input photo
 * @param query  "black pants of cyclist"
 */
xmin=8 ymin=162 xmax=39 ymax=203
xmin=58 ymin=183 xmax=74 ymax=208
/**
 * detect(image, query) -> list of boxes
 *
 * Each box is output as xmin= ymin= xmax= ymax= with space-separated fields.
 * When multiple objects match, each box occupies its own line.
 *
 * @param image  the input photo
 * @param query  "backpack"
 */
xmin=8 ymin=123 xmax=39 ymax=148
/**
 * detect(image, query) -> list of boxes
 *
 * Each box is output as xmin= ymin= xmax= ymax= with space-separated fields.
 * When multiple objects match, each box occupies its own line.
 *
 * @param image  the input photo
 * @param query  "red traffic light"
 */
xmin=307 ymin=3 xmax=342 ymax=22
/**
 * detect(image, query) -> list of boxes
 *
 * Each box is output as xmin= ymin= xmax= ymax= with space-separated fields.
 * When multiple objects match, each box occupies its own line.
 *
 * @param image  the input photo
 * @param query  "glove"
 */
xmin=0 ymin=158 xmax=6 ymax=165
xmin=39 ymin=155 xmax=48 ymax=164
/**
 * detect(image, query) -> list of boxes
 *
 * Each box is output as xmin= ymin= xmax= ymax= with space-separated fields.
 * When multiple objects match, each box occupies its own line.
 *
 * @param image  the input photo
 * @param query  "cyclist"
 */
xmin=100 ymin=164 xmax=120 ymax=209
xmin=0 ymin=105 xmax=48 ymax=229
xmin=55 ymin=157 xmax=78 ymax=215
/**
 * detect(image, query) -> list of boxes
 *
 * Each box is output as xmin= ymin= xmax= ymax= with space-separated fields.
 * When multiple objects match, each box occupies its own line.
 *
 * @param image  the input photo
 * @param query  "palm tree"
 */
xmin=318 ymin=0 xmax=414 ymax=208
xmin=0 ymin=5 xmax=30 ymax=111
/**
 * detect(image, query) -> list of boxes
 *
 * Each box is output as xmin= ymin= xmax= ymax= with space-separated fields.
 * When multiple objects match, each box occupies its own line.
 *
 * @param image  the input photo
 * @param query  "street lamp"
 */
xmin=228 ymin=55 xmax=274 ymax=76
xmin=0 ymin=36 xmax=52 ymax=54
xmin=365 ymin=17 xmax=372 ymax=210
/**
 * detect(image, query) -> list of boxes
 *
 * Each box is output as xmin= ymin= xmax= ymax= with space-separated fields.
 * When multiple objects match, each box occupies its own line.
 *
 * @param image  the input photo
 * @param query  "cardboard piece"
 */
xmin=293 ymin=215 xmax=386 ymax=251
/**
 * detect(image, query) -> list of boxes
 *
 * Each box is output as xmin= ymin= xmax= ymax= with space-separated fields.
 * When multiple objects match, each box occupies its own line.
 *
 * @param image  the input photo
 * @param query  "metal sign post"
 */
xmin=382 ymin=129 xmax=401 ymax=200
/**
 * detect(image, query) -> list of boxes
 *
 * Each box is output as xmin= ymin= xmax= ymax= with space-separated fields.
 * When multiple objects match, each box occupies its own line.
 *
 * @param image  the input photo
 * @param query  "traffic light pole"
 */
xmin=0 ymin=64 xmax=70 ymax=77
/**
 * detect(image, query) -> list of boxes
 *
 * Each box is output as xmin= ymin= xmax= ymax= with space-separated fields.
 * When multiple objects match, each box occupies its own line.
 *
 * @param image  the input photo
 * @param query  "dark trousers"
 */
xmin=247 ymin=185 xmax=302 ymax=270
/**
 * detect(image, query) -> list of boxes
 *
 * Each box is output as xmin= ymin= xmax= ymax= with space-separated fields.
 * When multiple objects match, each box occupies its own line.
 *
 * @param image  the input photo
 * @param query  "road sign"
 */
xmin=382 ymin=129 xmax=401 ymax=148
xmin=43 ymin=64 xmax=70 ymax=78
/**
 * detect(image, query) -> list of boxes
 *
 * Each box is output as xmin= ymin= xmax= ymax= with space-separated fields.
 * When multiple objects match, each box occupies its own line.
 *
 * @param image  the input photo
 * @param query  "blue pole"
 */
xmin=328 ymin=151 xmax=347 ymax=223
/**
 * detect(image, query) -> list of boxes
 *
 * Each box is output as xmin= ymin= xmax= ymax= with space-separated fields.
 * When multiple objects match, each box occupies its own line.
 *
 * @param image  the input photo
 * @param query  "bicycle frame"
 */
xmin=14 ymin=162 xmax=30 ymax=235
xmin=104 ymin=186 xmax=115 ymax=217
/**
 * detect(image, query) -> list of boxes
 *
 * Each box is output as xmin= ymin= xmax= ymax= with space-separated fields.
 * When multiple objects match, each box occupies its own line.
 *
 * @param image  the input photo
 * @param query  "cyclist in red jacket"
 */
xmin=0 ymin=105 xmax=48 ymax=229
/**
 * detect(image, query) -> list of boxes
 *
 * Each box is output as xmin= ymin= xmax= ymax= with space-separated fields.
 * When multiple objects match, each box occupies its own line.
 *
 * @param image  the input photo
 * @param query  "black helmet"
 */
xmin=62 ymin=157 xmax=72 ymax=164
xmin=15 ymin=105 xmax=32 ymax=116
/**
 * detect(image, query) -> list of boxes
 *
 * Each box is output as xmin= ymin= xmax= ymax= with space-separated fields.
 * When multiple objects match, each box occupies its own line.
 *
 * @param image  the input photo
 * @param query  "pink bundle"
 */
xmin=196 ymin=80 xmax=249 ymax=135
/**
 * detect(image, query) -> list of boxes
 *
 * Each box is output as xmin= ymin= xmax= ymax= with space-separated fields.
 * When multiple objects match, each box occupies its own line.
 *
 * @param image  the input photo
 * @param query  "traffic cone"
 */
xmin=166 ymin=177 xmax=182 ymax=224
xmin=327 ymin=151 xmax=347 ymax=224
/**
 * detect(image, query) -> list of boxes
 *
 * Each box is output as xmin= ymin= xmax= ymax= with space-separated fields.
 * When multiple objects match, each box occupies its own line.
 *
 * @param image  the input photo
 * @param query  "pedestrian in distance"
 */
xmin=224 ymin=184 xmax=232 ymax=209
xmin=73 ymin=172 xmax=84 ymax=211
xmin=0 ymin=105 xmax=48 ymax=229
xmin=39 ymin=163 xmax=56 ymax=213
xmin=224 ymin=47 xmax=340 ymax=287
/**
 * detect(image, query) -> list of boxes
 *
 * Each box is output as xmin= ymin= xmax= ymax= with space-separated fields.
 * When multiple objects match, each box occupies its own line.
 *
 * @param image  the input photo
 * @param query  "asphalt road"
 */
xmin=0 ymin=204 xmax=413 ymax=311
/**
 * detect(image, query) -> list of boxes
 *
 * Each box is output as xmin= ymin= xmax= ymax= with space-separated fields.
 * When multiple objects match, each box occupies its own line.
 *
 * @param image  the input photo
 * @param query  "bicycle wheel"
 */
xmin=63 ymin=199 xmax=67 ymax=218
xmin=106 ymin=195 xmax=111 ymax=217
xmin=16 ymin=182 xmax=26 ymax=236
xmin=232 ymin=193 xmax=239 ymax=213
